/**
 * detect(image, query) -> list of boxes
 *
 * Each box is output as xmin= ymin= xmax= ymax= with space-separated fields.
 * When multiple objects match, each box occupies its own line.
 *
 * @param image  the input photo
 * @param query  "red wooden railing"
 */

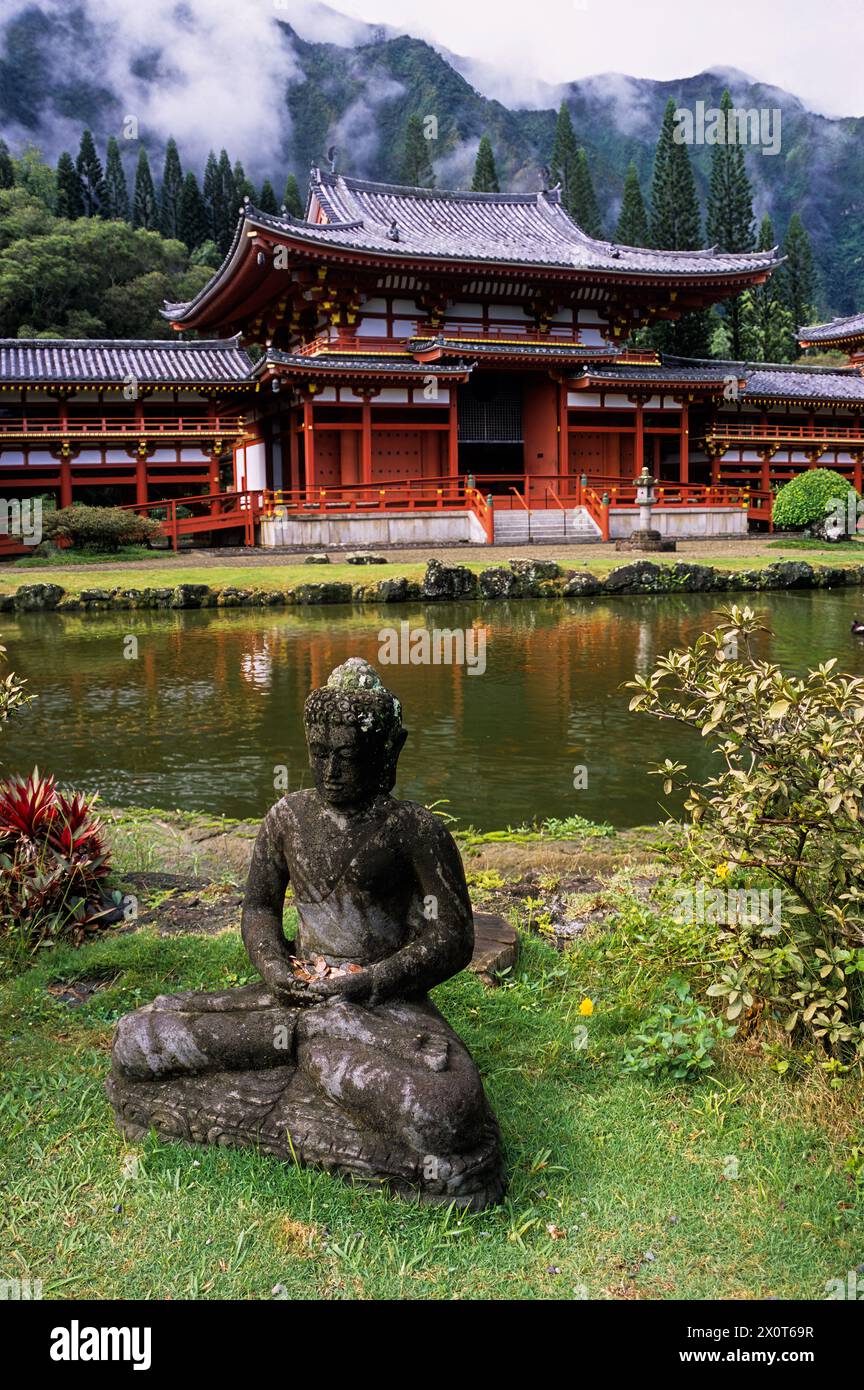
xmin=264 ymin=477 xmax=494 ymax=542
xmin=0 ymin=414 xmax=246 ymax=438
xmin=706 ymin=422 xmax=864 ymax=444
xmin=120 ymin=489 xmax=264 ymax=551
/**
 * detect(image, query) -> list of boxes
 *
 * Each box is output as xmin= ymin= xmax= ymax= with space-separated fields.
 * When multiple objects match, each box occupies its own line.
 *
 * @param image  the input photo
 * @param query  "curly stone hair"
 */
xmin=304 ymin=658 xmax=405 ymax=792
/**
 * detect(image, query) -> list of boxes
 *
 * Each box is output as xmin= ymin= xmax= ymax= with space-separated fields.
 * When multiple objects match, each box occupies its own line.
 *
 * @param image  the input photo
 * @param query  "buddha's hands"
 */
xmin=262 ymin=957 xmax=318 ymax=1008
xmin=307 ymin=967 xmax=375 ymax=1006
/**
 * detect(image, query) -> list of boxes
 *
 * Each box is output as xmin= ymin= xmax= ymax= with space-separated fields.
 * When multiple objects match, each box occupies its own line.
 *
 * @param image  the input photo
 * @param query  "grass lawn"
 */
xmin=2 ymin=537 xmax=864 ymax=598
xmin=2 ymin=876 xmax=861 ymax=1300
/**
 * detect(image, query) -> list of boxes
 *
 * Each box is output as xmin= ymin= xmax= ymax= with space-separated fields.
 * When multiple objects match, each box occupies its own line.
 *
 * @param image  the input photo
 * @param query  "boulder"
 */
xmin=761 ymin=560 xmax=815 ymax=589
xmin=667 ymin=562 xmax=721 ymax=592
xmin=508 ymin=557 xmax=560 ymax=582
xmin=422 ymin=558 xmax=478 ymax=600
xmin=12 ymin=583 xmax=65 ymax=611
xmin=303 ymin=553 xmax=330 ymax=565
xmin=292 ymin=582 xmax=353 ymax=604
xmin=478 ymin=567 xmax=520 ymax=599
xmin=170 ymin=584 xmax=213 ymax=608
xmin=562 ymin=571 xmax=602 ymax=597
xmin=215 ymin=586 xmax=254 ymax=607
xmin=602 ymin=561 xmax=668 ymax=594
xmin=346 ymin=553 xmax=388 ymax=565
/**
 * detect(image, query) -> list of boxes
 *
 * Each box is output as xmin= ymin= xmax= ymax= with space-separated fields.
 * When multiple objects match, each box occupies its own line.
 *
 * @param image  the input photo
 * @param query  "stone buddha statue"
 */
xmin=106 ymin=658 xmax=506 ymax=1210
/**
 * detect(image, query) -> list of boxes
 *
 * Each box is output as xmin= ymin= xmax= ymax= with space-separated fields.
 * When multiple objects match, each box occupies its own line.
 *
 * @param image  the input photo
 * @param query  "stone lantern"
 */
xmin=615 ymin=464 xmax=676 ymax=552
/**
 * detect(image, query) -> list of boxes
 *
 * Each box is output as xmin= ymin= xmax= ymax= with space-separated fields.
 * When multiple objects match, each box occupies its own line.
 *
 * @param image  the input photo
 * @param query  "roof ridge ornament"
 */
xmin=387 ymin=219 xmax=400 ymax=242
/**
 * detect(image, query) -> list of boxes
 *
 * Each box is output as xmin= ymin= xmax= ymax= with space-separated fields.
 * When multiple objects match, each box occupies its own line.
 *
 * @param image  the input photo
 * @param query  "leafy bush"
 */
xmin=0 ymin=636 xmax=29 ymax=747
xmin=622 ymin=979 xmax=735 ymax=1080
xmin=42 ymin=504 xmax=161 ymax=552
xmin=772 ymin=468 xmax=858 ymax=533
xmin=628 ymin=605 xmax=864 ymax=1064
xmin=0 ymin=769 xmax=113 ymax=965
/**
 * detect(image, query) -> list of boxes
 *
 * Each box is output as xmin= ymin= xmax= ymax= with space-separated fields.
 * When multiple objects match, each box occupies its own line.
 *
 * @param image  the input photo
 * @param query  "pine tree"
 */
xmin=705 ymin=90 xmax=756 ymax=358
xmin=401 ymin=114 xmax=435 ymax=188
xmin=282 ymin=174 xmax=303 ymax=217
xmin=214 ymin=149 xmax=238 ymax=254
xmin=159 ymin=137 xmax=183 ymax=239
xmin=739 ymin=214 xmax=794 ymax=362
xmin=104 ymin=137 xmax=129 ymax=220
xmin=471 ymin=135 xmax=499 ymax=193
xmin=0 ymin=139 xmax=14 ymax=189
xmin=258 ymin=179 xmax=278 ymax=214
xmin=650 ymin=98 xmax=701 ymax=250
xmin=233 ymin=159 xmax=255 ymax=204
xmin=75 ymin=129 xmax=106 ymax=217
xmin=178 ymin=170 xmax=210 ymax=251
xmin=781 ymin=213 xmax=817 ymax=339
xmin=649 ymin=99 xmax=710 ymax=357
xmin=615 ymin=162 xmax=648 ymax=246
xmin=203 ymin=151 xmax=220 ymax=238
xmin=549 ymin=100 xmax=579 ymax=201
xmin=570 ymin=148 xmax=603 ymax=237
xmin=55 ymin=151 xmax=84 ymax=218
xmin=132 ymin=147 xmax=158 ymax=230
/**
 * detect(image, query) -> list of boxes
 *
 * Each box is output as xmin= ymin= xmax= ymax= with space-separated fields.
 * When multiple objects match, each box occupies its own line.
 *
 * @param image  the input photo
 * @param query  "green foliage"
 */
xmin=159 ymin=137 xmax=183 ymax=239
xmin=178 ymin=171 xmax=209 ymax=251
xmin=55 ymin=150 xmax=83 ymax=218
xmin=0 ymin=138 xmax=14 ymax=189
xmin=75 ymin=129 xmax=106 ymax=217
xmin=0 ymin=770 xmax=112 ymax=969
xmin=739 ymin=214 xmax=795 ymax=362
xmin=622 ymin=978 xmax=735 ymax=1080
xmin=771 ymin=468 xmax=857 ymax=531
xmin=648 ymin=99 xmax=710 ymax=357
xmin=132 ymin=148 xmax=158 ymax=230
xmin=550 ymin=101 xmax=579 ymax=199
xmin=282 ymin=174 xmax=303 ymax=218
xmin=401 ymin=113 xmax=435 ymax=188
xmin=615 ymin=161 xmax=648 ymax=247
xmin=471 ymin=135 xmax=499 ymax=193
xmin=104 ymin=137 xmax=129 ymax=221
xmin=782 ymin=213 xmax=818 ymax=334
xmin=628 ymin=605 xmax=864 ymax=1064
xmin=42 ymin=505 xmax=161 ymax=552
xmin=258 ymin=178 xmax=278 ymax=214
xmin=570 ymin=148 xmax=603 ymax=238
xmin=0 ymin=186 xmax=215 ymax=337
xmin=0 ymin=635 xmax=30 ymax=758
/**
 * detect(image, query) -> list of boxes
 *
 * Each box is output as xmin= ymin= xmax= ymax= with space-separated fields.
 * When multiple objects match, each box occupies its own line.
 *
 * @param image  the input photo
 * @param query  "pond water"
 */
xmin=3 ymin=588 xmax=864 ymax=830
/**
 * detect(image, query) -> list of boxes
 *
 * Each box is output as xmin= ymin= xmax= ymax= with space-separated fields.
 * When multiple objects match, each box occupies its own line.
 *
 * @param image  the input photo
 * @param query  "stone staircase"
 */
xmin=492 ymin=507 xmax=601 ymax=545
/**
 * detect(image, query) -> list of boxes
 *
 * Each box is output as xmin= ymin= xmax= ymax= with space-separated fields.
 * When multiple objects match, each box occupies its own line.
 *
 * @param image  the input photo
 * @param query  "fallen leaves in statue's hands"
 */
xmin=289 ymin=955 xmax=364 ymax=984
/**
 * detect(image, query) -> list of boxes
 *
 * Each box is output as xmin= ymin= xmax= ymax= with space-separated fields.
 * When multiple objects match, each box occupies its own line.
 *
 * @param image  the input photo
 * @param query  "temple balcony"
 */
xmin=705 ymin=420 xmax=864 ymax=449
xmin=0 ymin=412 xmax=247 ymax=444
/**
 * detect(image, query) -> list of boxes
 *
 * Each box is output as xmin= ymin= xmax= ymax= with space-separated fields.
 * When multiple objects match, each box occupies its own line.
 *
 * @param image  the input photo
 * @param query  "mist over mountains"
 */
xmin=0 ymin=0 xmax=861 ymax=314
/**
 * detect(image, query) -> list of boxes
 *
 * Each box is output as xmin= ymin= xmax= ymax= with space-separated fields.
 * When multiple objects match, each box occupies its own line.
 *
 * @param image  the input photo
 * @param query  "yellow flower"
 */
xmin=578 ymin=998 xmax=594 ymax=1017
xmin=714 ymin=863 xmax=730 ymax=880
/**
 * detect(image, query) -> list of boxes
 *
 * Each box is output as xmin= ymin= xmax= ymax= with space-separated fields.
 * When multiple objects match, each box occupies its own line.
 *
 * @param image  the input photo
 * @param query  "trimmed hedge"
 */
xmin=772 ymin=468 xmax=859 ymax=531
xmin=42 ymin=505 xmax=161 ymax=552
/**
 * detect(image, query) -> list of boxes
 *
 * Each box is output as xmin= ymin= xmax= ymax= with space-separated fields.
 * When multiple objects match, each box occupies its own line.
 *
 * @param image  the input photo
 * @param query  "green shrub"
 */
xmin=772 ymin=468 xmax=858 ymax=531
xmin=622 ymin=978 xmax=735 ymax=1080
xmin=628 ymin=605 xmax=864 ymax=1065
xmin=42 ymin=504 xmax=161 ymax=552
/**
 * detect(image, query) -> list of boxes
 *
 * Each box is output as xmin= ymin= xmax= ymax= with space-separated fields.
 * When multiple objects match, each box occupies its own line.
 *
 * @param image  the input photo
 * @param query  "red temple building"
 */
xmin=3 ymin=171 xmax=864 ymax=551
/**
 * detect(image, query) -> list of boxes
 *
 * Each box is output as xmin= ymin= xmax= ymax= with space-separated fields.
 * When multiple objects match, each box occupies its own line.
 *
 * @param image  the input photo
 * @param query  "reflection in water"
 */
xmin=4 ymin=590 xmax=864 ymax=830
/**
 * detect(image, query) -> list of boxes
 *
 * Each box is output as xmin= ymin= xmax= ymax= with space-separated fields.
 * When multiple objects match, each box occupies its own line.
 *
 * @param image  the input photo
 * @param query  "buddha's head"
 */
xmin=303 ymin=658 xmax=407 ymax=808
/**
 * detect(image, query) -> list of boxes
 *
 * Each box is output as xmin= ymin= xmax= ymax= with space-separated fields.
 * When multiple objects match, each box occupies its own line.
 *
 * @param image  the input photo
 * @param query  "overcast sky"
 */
xmin=332 ymin=0 xmax=864 ymax=117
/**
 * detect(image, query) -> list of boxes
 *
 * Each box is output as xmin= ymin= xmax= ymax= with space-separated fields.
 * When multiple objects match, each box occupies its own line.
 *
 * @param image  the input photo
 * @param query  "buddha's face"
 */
xmin=306 ymin=720 xmax=382 ymax=808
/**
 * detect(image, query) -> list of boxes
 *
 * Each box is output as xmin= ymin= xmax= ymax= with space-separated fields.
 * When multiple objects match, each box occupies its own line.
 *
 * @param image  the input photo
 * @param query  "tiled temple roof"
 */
xmin=574 ymin=361 xmax=732 ymax=386
xmin=0 ymin=337 xmax=255 ymax=385
xmin=165 ymin=171 xmax=781 ymax=324
xmin=666 ymin=356 xmax=864 ymax=404
xmin=798 ymin=311 xmax=864 ymax=346
xmin=258 ymin=350 xmax=473 ymax=379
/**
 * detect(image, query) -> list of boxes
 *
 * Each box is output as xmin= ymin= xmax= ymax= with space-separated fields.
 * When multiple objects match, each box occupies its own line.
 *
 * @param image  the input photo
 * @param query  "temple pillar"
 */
xmin=304 ymin=400 xmax=316 ymax=494
xmin=557 ymin=381 xmax=568 ymax=476
xmin=135 ymin=447 xmax=148 ymax=506
xmin=448 ymin=389 xmax=459 ymax=477
xmin=59 ymin=453 xmax=73 ymax=509
xmin=634 ymin=398 xmax=645 ymax=476
xmin=289 ymin=410 xmax=300 ymax=493
xmin=361 ymin=394 xmax=373 ymax=485
xmin=679 ymin=402 xmax=689 ymax=484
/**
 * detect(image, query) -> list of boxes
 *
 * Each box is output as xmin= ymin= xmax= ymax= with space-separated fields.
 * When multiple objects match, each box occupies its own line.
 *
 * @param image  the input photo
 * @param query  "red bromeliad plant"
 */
xmin=0 ymin=768 xmax=112 ymax=956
